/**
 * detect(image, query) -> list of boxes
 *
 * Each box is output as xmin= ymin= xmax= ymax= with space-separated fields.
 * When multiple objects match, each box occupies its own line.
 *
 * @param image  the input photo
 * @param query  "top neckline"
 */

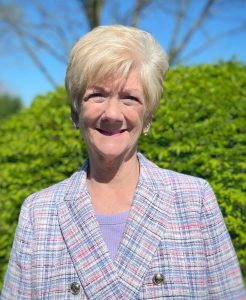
xmin=96 ymin=210 xmax=129 ymax=225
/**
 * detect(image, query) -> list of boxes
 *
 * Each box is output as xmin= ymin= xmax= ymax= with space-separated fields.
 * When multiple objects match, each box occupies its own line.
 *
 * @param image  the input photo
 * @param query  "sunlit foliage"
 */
xmin=0 ymin=62 xmax=245 ymax=288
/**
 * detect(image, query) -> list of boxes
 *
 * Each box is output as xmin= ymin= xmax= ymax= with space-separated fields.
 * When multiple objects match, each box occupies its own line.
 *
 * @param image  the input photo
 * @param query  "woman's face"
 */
xmin=79 ymin=69 xmax=146 ymax=161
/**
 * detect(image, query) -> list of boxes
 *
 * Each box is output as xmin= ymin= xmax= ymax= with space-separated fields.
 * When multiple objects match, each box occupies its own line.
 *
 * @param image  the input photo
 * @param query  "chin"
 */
xmin=98 ymin=150 xmax=127 ymax=160
xmin=92 ymin=146 xmax=136 ymax=162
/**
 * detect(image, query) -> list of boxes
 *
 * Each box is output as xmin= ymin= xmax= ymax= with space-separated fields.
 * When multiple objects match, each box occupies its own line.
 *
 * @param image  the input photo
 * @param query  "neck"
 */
xmin=86 ymin=151 xmax=140 ymax=214
xmin=87 ymin=151 xmax=139 ymax=186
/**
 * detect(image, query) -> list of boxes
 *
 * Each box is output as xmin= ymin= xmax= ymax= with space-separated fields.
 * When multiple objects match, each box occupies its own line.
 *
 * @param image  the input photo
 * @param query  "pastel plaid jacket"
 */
xmin=2 ymin=153 xmax=245 ymax=299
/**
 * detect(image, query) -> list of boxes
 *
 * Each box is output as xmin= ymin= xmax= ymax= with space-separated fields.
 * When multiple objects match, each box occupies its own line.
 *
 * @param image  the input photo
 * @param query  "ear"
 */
xmin=142 ymin=114 xmax=152 ymax=135
xmin=71 ymin=108 xmax=80 ymax=129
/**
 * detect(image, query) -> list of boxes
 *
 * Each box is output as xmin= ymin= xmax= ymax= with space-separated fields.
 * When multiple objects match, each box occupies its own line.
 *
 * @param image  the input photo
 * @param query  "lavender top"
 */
xmin=96 ymin=211 xmax=129 ymax=260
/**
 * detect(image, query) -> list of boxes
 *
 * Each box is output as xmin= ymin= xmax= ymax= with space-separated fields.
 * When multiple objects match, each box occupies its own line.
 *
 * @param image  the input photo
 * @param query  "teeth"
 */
xmin=97 ymin=129 xmax=126 ymax=135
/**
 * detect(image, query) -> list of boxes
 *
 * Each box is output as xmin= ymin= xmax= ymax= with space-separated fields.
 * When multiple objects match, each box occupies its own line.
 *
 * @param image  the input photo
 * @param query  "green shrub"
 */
xmin=0 ymin=87 xmax=87 ymax=287
xmin=0 ymin=94 xmax=22 ymax=121
xmin=0 ymin=62 xmax=245 ymax=288
xmin=139 ymin=61 xmax=246 ymax=282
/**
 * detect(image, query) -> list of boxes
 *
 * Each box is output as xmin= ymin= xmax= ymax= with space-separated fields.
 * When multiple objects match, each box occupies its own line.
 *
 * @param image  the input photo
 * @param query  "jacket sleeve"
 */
xmin=201 ymin=181 xmax=246 ymax=299
xmin=1 ymin=197 xmax=33 ymax=299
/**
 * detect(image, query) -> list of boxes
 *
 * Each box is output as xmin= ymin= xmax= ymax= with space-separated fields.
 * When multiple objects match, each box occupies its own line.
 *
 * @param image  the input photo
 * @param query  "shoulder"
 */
xmin=21 ymin=165 xmax=87 ymax=217
xmin=138 ymin=152 xmax=208 ymax=194
xmin=24 ymin=177 xmax=69 ymax=207
xmin=138 ymin=153 xmax=220 ymax=225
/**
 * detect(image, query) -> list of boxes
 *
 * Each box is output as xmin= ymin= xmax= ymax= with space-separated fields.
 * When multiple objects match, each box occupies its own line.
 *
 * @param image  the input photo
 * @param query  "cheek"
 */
xmin=78 ymin=113 xmax=86 ymax=133
xmin=80 ymin=102 xmax=103 ymax=122
xmin=78 ymin=107 xmax=94 ymax=129
xmin=78 ymin=113 xmax=91 ymax=139
xmin=134 ymin=108 xmax=145 ymax=128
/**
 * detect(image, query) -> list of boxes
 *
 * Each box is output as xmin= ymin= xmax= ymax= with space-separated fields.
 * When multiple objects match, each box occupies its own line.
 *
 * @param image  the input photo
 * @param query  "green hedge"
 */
xmin=0 ymin=62 xmax=245 ymax=288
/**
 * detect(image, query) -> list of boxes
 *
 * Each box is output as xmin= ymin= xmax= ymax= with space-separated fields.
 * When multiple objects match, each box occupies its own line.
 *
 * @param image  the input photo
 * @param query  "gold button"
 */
xmin=153 ymin=273 xmax=164 ymax=285
xmin=70 ymin=282 xmax=80 ymax=295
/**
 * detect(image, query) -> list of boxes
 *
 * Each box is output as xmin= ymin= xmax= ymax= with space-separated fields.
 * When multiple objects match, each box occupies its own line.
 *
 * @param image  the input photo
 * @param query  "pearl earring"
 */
xmin=143 ymin=123 xmax=151 ymax=136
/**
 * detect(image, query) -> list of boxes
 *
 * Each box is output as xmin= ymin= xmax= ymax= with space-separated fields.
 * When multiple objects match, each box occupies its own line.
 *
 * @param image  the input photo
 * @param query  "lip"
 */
xmin=96 ymin=128 xmax=127 ymax=136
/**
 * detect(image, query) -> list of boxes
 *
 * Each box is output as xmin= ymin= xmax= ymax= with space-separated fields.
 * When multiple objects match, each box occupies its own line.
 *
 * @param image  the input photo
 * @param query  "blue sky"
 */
xmin=0 ymin=1 xmax=245 ymax=107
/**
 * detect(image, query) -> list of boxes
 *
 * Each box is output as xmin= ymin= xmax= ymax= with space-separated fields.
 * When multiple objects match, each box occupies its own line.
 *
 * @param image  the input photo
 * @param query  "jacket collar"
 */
xmin=57 ymin=153 xmax=174 ymax=299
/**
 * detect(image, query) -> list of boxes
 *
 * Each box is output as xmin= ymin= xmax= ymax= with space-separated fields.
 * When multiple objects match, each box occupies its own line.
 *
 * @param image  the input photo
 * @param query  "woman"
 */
xmin=2 ymin=26 xmax=245 ymax=299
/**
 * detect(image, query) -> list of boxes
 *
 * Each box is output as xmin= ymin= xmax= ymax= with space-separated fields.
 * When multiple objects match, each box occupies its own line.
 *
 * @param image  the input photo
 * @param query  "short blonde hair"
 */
xmin=65 ymin=25 xmax=169 ymax=127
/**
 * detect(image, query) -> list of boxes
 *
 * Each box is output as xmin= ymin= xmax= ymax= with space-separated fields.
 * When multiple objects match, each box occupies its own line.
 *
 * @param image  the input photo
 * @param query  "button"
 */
xmin=152 ymin=273 xmax=164 ymax=285
xmin=70 ymin=282 xmax=80 ymax=295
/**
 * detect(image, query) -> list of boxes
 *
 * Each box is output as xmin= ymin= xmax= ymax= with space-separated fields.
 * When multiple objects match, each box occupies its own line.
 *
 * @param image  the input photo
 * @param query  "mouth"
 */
xmin=96 ymin=128 xmax=127 ymax=136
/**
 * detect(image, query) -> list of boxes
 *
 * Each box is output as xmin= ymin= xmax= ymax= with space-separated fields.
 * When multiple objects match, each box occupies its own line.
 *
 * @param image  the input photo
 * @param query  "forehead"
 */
xmin=87 ymin=69 xmax=143 ymax=92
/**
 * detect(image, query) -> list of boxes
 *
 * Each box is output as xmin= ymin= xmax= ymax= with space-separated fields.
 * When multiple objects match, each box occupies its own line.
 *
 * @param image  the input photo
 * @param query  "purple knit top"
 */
xmin=96 ymin=211 xmax=129 ymax=260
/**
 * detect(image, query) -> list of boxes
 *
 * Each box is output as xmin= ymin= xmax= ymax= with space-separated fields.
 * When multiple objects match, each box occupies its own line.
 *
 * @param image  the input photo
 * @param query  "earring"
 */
xmin=73 ymin=122 xmax=79 ymax=129
xmin=143 ymin=123 xmax=151 ymax=136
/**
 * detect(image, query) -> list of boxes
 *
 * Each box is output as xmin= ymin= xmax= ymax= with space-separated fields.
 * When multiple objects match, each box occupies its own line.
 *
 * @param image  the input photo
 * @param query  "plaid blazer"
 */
xmin=2 ymin=153 xmax=245 ymax=299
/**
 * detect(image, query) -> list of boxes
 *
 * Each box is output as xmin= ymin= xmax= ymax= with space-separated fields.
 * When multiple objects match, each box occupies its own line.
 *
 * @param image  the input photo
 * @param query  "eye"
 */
xmin=122 ymin=95 xmax=142 ymax=105
xmin=127 ymin=95 xmax=139 ymax=101
xmin=84 ymin=92 xmax=105 ymax=102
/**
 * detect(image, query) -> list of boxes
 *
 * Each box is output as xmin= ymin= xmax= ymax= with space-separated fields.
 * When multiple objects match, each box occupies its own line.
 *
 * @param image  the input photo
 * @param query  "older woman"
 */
xmin=2 ymin=26 xmax=245 ymax=299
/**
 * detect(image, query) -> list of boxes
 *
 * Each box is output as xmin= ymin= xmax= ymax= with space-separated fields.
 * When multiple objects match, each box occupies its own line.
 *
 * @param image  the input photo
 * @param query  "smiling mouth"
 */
xmin=96 ymin=129 xmax=126 ymax=136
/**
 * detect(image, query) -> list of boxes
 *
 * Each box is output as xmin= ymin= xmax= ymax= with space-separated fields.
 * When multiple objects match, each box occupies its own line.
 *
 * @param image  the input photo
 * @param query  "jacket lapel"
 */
xmin=114 ymin=154 xmax=174 ymax=298
xmin=56 ymin=162 xmax=125 ymax=299
xmin=57 ymin=154 xmax=174 ymax=299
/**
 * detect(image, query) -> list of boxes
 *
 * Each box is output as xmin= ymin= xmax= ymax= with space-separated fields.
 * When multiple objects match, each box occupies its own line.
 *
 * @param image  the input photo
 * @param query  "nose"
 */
xmin=102 ymin=98 xmax=123 ymax=122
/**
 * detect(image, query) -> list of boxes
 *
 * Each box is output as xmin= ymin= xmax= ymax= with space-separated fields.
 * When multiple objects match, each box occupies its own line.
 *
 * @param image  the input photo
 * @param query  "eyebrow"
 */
xmin=85 ymin=84 xmax=143 ymax=99
xmin=120 ymin=88 xmax=142 ymax=94
xmin=87 ymin=85 xmax=141 ymax=93
xmin=86 ymin=86 xmax=109 ymax=93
